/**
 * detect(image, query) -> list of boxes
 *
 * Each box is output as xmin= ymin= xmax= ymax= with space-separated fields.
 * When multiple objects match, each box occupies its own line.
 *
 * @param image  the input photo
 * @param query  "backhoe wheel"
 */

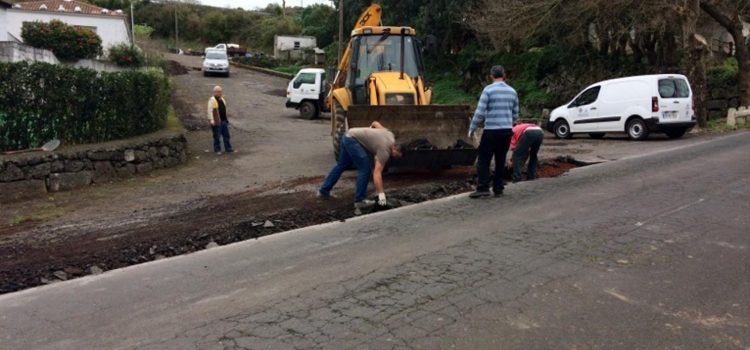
xmin=300 ymin=101 xmax=317 ymax=120
xmin=332 ymin=101 xmax=347 ymax=161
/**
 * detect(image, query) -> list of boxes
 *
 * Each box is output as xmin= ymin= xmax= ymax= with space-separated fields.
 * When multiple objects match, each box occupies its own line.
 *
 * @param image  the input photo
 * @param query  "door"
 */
xmin=657 ymin=78 xmax=692 ymax=123
xmin=290 ymin=72 xmax=318 ymax=103
xmin=567 ymin=86 xmax=601 ymax=132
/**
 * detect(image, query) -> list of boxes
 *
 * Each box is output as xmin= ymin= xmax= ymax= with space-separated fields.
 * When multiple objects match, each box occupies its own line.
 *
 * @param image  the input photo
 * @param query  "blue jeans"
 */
xmin=512 ymin=129 xmax=544 ymax=182
xmin=212 ymin=121 xmax=232 ymax=152
xmin=319 ymin=136 xmax=372 ymax=203
xmin=476 ymin=129 xmax=513 ymax=193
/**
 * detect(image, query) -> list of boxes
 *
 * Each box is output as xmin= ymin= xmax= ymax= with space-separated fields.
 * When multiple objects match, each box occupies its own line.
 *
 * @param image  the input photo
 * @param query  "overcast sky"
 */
xmin=199 ymin=0 xmax=332 ymax=10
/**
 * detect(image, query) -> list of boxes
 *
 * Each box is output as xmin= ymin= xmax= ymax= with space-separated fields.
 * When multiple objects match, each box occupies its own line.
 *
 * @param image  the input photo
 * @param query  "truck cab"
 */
xmin=286 ymin=68 xmax=329 ymax=119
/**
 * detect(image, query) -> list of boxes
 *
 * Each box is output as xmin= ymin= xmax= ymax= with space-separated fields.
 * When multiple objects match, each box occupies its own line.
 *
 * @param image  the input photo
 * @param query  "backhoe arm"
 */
xmin=327 ymin=4 xmax=382 ymax=105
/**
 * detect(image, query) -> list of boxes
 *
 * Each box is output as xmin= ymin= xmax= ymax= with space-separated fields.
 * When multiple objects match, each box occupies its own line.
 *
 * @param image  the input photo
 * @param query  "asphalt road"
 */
xmin=1 ymin=130 xmax=748 ymax=349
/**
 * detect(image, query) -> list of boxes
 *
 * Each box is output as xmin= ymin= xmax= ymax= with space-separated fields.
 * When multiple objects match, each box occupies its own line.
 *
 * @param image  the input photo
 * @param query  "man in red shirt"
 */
xmin=510 ymin=121 xmax=544 ymax=182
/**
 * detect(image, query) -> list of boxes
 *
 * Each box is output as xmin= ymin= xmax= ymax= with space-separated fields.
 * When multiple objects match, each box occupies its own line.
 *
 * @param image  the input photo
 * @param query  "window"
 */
xmin=570 ymin=86 xmax=601 ymax=107
xmin=293 ymin=73 xmax=316 ymax=88
xmin=206 ymin=52 xmax=227 ymax=60
xmin=75 ymin=25 xmax=97 ymax=33
xmin=658 ymin=78 xmax=690 ymax=98
xmin=350 ymin=35 xmax=419 ymax=86
xmin=294 ymin=41 xmax=301 ymax=49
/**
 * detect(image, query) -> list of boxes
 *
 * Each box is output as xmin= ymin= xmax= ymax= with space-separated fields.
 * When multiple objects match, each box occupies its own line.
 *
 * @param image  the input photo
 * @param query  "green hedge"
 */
xmin=108 ymin=43 xmax=145 ymax=67
xmin=0 ymin=62 xmax=170 ymax=151
xmin=21 ymin=20 xmax=102 ymax=61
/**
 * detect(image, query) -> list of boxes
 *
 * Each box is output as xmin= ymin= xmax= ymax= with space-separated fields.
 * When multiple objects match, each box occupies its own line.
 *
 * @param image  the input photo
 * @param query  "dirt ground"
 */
xmin=0 ymin=54 xmax=717 ymax=294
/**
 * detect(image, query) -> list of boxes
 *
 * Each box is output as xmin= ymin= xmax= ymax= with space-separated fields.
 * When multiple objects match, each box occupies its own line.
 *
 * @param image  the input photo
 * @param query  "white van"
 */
xmin=285 ymin=68 xmax=329 ymax=119
xmin=547 ymin=74 xmax=697 ymax=140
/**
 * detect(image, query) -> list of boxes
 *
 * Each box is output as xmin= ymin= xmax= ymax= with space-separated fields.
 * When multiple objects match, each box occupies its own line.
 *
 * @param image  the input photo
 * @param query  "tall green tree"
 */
xmin=301 ymin=4 xmax=336 ymax=48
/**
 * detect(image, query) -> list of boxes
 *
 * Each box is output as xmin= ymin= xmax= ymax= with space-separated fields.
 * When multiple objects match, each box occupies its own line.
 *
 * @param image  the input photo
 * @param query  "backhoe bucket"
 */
xmin=346 ymin=105 xmax=478 ymax=169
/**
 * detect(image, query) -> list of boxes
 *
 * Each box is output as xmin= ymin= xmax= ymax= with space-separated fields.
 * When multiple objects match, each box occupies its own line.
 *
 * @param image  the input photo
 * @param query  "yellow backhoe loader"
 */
xmin=326 ymin=4 xmax=477 ymax=170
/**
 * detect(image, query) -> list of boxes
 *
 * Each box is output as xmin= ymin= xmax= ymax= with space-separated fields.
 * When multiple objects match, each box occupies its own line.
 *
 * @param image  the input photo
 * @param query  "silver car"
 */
xmin=202 ymin=50 xmax=230 ymax=77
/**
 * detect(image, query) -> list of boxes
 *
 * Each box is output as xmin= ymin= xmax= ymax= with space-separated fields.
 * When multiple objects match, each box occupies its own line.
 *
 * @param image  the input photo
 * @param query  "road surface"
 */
xmin=1 ymin=129 xmax=748 ymax=347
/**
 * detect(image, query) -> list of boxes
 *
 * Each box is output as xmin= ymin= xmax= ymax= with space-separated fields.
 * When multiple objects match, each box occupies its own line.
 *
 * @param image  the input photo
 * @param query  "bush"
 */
xmin=707 ymin=57 xmax=739 ymax=89
xmin=108 ymin=43 xmax=145 ymax=67
xmin=0 ymin=62 xmax=170 ymax=151
xmin=21 ymin=20 xmax=103 ymax=61
xmin=234 ymin=55 xmax=280 ymax=69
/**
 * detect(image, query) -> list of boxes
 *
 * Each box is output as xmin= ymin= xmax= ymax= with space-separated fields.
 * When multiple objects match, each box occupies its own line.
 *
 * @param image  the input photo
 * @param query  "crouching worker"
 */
xmin=510 ymin=121 xmax=544 ymax=182
xmin=318 ymin=121 xmax=404 ymax=215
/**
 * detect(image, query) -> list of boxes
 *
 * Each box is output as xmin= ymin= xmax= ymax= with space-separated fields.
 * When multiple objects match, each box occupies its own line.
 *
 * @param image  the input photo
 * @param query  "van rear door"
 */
xmin=657 ymin=77 xmax=692 ymax=123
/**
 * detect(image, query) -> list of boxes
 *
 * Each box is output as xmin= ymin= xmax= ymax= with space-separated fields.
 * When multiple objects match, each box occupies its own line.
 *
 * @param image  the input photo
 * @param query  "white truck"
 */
xmin=204 ymin=43 xmax=246 ymax=57
xmin=285 ymin=68 xmax=329 ymax=119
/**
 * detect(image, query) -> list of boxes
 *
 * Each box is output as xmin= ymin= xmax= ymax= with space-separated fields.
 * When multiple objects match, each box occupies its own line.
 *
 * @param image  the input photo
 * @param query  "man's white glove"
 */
xmin=378 ymin=192 xmax=387 ymax=206
xmin=468 ymin=130 xmax=475 ymax=139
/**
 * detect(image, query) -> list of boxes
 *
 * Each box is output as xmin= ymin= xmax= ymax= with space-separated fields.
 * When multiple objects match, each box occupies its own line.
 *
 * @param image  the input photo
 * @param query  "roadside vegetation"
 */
xmin=0 ymin=63 xmax=170 ymax=151
xmin=90 ymin=0 xmax=746 ymax=127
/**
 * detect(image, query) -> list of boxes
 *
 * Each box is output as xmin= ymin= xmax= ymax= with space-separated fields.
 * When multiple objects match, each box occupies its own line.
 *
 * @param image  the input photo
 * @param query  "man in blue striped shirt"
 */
xmin=468 ymin=65 xmax=519 ymax=198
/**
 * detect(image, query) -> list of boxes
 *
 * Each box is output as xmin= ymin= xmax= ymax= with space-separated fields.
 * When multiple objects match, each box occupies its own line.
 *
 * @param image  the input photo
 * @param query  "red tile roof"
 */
xmin=11 ymin=0 xmax=124 ymax=17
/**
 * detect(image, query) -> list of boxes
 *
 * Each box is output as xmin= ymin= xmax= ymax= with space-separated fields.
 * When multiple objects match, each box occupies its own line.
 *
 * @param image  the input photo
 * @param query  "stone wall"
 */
xmin=0 ymin=42 xmax=125 ymax=72
xmin=0 ymin=132 xmax=187 ymax=202
xmin=706 ymin=92 xmax=741 ymax=121
xmin=0 ymin=41 xmax=59 ymax=64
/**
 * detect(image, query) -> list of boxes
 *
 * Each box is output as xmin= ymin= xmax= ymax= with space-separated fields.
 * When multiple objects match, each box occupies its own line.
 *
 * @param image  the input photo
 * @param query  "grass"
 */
xmin=705 ymin=118 xmax=750 ymax=133
xmin=273 ymin=64 xmax=304 ymax=76
xmin=165 ymin=106 xmax=183 ymax=132
xmin=10 ymin=205 xmax=66 ymax=226
xmin=429 ymin=76 xmax=477 ymax=106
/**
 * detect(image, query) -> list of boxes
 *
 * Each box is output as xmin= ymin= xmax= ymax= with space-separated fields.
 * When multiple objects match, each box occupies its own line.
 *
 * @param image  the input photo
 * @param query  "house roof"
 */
xmin=10 ymin=0 xmax=124 ymax=17
xmin=0 ymin=0 xmax=13 ymax=8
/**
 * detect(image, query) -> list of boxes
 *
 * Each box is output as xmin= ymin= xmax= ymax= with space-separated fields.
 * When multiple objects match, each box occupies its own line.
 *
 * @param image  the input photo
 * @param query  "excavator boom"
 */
xmin=328 ymin=4 xmax=382 ymax=100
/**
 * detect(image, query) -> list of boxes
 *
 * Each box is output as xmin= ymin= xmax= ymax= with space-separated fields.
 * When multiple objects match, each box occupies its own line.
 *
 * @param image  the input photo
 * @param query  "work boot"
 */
xmin=316 ymin=191 xmax=335 ymax=199
xmin=354 ymin=199 xmax=376 ymax=215
xmin=469 ymin=190 xmax=491 ymax=199
xmin=493 ymin=191 xmax=504 ymax=198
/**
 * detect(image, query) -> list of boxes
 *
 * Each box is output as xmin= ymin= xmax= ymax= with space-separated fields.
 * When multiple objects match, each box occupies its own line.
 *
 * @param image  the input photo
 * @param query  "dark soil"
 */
xmin=0 ymin=159 xmax=580 ymax=294
xmin=265 ymin=89 xmax=288 ymax=97
xmin=166 ymin=60 xmax=190 ymax=76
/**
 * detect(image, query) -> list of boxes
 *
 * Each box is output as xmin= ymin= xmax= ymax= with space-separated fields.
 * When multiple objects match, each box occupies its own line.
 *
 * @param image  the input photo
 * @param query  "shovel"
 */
xmin=1 ymin=139 xmax=61 ymax=155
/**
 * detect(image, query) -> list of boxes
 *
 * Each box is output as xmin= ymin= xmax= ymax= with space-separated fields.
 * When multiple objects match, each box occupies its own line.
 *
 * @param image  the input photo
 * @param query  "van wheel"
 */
xmin=300 ymin=101 xmax=317 ymax=120
xmin=664 ymin=128 xmax=687 ymax=139
xmin=627 ymin=118 xmax=649 ymax=141
xmin=553 ymin=120 xmax=572 ymax=139
xmin=589 ymin=133 xmax=605 ymax=139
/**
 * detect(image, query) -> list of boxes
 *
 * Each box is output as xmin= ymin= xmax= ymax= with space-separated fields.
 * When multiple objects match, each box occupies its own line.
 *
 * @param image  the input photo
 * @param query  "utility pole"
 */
xmin=282 ymin=0 xmax=286 ymax=17
xmin=337 ymin=0 xmax=343 ymax=66
xmin=174 ymin=5 xmax=179 ymax=48
xmin=130 ymin=1 xmax=135 ymax=47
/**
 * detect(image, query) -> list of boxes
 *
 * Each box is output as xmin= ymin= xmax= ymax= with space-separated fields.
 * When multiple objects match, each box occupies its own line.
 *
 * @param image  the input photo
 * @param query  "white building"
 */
xmin=2 ymin=0 xmax=130 ymax=52
xmin=274 ymin=35 xmax=317 ymax=61
xmin=0 ymin=0 xmax=10 ymax=41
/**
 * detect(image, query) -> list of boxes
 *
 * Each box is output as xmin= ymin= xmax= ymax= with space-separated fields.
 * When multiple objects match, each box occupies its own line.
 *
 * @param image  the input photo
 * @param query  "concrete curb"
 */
xmin=230 ymin=61 xmax=294 ymax=79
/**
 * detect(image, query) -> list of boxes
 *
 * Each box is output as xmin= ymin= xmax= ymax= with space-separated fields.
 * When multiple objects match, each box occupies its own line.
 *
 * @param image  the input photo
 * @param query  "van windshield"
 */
xmin=658 ymin=78 xmax=690 ymax=98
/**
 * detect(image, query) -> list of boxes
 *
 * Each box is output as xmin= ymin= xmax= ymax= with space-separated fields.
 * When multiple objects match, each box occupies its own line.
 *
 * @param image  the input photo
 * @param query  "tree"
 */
xmin=700 ymin=0 xmax=750 ymax=106
xmin=301 ymin=4 xmax=336 ymax=48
